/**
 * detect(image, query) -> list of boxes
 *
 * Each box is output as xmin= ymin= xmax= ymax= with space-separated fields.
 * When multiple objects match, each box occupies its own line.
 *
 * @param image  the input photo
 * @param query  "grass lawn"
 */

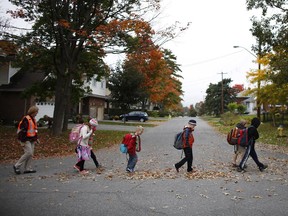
xmin=0 ymin=127 xmax=130 ymax=164
xmin=201 ymin=116 xmax=288 ymax=147
xmin=0 ymin=119 xmax=163 ymax=164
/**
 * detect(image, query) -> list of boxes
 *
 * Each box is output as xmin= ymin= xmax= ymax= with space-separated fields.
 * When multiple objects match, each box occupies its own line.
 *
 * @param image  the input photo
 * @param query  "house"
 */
xmin=76 ymin=75 xmax=110 ymax=121
xmin=236 ymin=90 xmax=257 ymax=115
xmin=0 ymin=41 xmax=110 ymax=123
xmin=0 ymin=68 xmax=46 ymax=123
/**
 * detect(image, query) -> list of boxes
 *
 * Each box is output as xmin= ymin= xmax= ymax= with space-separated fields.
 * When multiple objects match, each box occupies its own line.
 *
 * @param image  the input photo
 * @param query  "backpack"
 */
xmin=227 ymin=127 xmax=249 ymax=146
xmin=69 ymin=124 xmax=84 ymax=143
xmin=120 ymin=133 xmax=132 ymax=153
xmin=173 ymin=131 xmax=184 ymax=150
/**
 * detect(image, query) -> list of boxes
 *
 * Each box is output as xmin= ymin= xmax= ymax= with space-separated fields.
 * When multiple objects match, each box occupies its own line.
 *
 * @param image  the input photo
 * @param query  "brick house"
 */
xmin=0 ymin=41 xmax=110 ymax=124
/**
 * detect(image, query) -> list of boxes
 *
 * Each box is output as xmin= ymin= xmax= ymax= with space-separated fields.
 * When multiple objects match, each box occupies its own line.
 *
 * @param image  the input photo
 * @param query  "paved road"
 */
xmin=0 ymin=117 xmax=287 ymax=216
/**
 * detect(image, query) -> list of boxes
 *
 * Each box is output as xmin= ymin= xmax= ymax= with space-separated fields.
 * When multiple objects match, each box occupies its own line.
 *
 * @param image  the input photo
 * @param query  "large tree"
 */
xmin=7 ymin=0 xmax=161 ymax=135
xmin=205 ymin=78 xmax=236 ymax=116
xmin=108 ymin=62 xmax=146 ymax=111
xmin=246 ymin=0 xmax=288 ymax=105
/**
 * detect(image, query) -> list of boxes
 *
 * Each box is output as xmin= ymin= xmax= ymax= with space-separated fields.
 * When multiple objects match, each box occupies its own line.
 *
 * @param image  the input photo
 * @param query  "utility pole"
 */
xmin=233 ymin=45 xmax=261 ymax=119
xmin=256 ymin=40 xmax=262 ymax=120
xmin=218 ymin=72 xmax=227 ymax=114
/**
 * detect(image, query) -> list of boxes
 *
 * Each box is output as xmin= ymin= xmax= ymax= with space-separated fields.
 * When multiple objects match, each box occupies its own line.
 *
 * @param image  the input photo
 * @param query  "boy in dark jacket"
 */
xmin=174 ymin=119 xmax=196 ymax=173
xmin=237 ymin=117 xmax=268 ymax=172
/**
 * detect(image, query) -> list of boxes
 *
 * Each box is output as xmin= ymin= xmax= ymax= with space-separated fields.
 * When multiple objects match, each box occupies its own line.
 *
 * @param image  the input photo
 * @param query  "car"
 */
xmin=120 ymin=111 xmax=149 ymax=122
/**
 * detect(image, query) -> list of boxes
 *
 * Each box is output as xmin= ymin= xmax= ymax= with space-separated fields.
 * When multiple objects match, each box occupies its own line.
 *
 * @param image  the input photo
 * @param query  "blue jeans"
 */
xmin=127 ymin=153 xmax=138 ymax=171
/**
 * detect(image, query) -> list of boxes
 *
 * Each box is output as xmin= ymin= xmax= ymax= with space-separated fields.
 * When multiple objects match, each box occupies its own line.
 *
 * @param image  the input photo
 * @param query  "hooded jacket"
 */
xmin=248 ymin=117 xmax=261 ymax=142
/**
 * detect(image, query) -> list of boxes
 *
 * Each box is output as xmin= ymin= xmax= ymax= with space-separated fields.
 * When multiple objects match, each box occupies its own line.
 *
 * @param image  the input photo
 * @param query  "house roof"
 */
xmin=84 ymin=93 xmax=111 ymax=100
xmin=236 ymin=90 xmax=250 ymax=99
xmin=0 ymin=70 xmax=46 ymax=92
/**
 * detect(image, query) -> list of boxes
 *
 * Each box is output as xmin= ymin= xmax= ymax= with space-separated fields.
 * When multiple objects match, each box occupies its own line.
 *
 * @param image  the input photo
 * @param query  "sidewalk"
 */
xmin=0 ymin=117 xmax=287 ymax=216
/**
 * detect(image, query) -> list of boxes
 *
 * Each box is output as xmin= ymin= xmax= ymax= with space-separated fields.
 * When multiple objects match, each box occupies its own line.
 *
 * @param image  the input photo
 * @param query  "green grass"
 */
xmin=0 ymin=126 xmax=130 ymax=163
xmin=201 ymin=116 xmax=288 ymax=146
xmin=98 ymin=119 xmax=164 ymax=127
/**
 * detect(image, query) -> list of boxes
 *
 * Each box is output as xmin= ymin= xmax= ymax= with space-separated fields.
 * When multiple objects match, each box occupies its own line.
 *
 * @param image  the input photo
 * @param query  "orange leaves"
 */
xmin=124 ymin=46 xmax=180 ymax=105
xmin=95 ymin=19 xmax=154 ymax=46
xmin=7 ymin=9 xmax=26 ymax=19
xmin=57 ymin=19 xmax=71 ymax=29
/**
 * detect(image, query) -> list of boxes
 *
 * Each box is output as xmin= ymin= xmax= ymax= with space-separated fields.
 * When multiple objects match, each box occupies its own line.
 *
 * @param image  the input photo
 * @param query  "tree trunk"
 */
xmin=52 ymin=74 xmax=67 ymax=135
xmin=62 ymin=75 xmax=72 ymax=132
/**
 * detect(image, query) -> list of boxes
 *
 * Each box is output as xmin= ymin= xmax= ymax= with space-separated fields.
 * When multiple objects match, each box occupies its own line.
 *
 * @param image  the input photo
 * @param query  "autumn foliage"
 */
xmin=0 ymin=127 xmax=128 ymax=164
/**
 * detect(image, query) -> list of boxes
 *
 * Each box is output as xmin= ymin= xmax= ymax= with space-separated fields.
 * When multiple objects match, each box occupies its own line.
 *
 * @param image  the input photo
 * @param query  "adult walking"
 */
xmin=13 ymin=106 xmax=40 ymax=174
xmin=237 ymin=117 xmax=268 ymax=172
xmin=174 ymin=119 xmax=197 ymax=173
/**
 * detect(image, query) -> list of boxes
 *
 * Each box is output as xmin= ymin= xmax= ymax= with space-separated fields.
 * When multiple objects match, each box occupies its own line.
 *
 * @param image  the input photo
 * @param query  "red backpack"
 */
xmin=120 ymin=133 xmax=141 ymax=153
xmin=227 ymin=127 xmax=250 ymax=146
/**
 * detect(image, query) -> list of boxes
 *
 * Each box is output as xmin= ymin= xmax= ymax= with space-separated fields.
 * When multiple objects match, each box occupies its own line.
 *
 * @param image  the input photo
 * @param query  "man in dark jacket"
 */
xmin=237 ymin=117 xmax=268 ymax=172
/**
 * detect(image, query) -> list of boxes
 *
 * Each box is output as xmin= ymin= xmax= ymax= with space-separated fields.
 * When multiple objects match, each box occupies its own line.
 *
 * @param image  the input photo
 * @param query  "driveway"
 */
xmin=0 ymin=117 xmax=287 ymax=216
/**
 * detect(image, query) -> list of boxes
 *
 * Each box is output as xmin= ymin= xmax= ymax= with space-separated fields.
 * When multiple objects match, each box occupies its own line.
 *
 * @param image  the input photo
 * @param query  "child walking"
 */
xmin=174 ymin=119 xmax=197 ymax=173
xmin=232 ymin=120 xmax=247 ymax=167
xmin=74 ymin=118 xmax=99 ymax=174
xmin=124 ymin=126 xmax=144 ymax=173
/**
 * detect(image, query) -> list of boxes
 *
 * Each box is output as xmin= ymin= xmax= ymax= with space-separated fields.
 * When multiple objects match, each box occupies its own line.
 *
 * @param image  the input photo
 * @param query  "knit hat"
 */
xmin=89 ymin=118 xmax=98 ymax=126
xmin=188 ymin=119 xmax=197 ymax=126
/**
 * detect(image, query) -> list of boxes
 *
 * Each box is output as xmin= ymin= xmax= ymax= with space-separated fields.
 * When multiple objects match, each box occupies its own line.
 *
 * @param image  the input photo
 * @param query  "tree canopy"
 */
xmin=205 ymin=78 xmax=236 ymax=116
xmin=246 ymin=0 xmax=288 ymax=107
xmin=4 ymin=0 xmax=187 ymax=135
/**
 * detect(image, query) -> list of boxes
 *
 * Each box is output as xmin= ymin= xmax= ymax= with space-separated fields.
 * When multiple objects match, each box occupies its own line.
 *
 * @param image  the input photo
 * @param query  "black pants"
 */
xmin=75 ymin=160 xmax=85 ymax=171
xmin=90 ymin=150 xmax=99 ymax=167
xmin=75 ymin=150 xmax=99 ymax=171
xmin=239 ymin=142 xmax=264 ymax=169
xmin=175 ymin=147 xmax=193 ymax=172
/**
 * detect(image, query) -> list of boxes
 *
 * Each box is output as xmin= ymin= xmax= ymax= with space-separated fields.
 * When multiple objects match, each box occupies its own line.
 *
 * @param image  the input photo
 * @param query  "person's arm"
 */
xmin=80 ymin=125 xmax=93 ymax=140
xmin=18 ymin=117 xmax=28 ymax=142
xmin=248 ymin=126 xmax=259 ymax=140
xmin=184 ymin=128 xmax=190 ymax=145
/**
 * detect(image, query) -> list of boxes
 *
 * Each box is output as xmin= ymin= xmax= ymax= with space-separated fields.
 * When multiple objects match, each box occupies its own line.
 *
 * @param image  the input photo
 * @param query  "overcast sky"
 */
xmin=1 ymin=0 xmax=261 ymax=107
xmin=158 ymin=0 xmax=261 ymax=107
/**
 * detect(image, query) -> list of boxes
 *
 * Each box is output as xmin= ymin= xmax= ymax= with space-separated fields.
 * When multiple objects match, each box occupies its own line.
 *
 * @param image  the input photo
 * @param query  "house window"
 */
xmin=101 ymin=80 xmax=105 ymax=89
xmin=93 ymin=78 xmax=97 ymax=87
xmin=246 ymin=102 xmax=250 ymax=109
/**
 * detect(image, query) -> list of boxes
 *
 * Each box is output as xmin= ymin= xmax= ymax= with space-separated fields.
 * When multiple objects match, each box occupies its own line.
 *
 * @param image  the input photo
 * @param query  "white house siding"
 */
xmin=35 ymin=76 xmax=108 ymax=120
xmin=36 ymin=102 xmax=55 ymax=120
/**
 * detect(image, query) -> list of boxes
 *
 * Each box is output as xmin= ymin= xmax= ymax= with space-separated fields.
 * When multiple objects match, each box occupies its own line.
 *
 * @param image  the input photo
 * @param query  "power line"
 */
xmin=182 ymin=50 xmax=244 ymax=67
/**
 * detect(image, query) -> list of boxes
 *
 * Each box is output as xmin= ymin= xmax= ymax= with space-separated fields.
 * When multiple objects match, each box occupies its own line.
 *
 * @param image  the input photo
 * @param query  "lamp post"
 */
xmin=233 ymin=45 xmax=261 ymax=119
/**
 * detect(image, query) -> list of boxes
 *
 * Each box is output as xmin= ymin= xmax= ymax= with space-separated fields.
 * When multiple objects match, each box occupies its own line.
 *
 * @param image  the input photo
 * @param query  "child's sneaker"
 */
xmin=80 ymin=170 xmax=89 ymax=174
xmin=259 ymin=164 xmax=268 ymax=172
xmin=73 ymin=165 xmax=81 ymax=172
xmin=126 ymin=168 xmax=133 ymax=173
xmin=237 ymin=167 xmax=246 ymax=173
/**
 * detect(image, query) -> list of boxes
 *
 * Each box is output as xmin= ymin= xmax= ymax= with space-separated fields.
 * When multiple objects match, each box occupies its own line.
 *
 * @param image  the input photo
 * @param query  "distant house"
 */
xmin=0 ymin=41 xmax=43 ymax=123
xmin=0 ymin=41 xmax=110 ymax=123
xmin=76 ymin=75 xmax=110 ymax=121
xmin=236 ymin=90 xmax=257 ymax=115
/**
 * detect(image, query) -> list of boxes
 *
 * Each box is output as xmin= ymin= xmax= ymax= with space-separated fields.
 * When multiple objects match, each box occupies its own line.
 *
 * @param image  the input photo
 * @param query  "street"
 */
xmin=0 ymin=117 xmax=287 ymax=216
